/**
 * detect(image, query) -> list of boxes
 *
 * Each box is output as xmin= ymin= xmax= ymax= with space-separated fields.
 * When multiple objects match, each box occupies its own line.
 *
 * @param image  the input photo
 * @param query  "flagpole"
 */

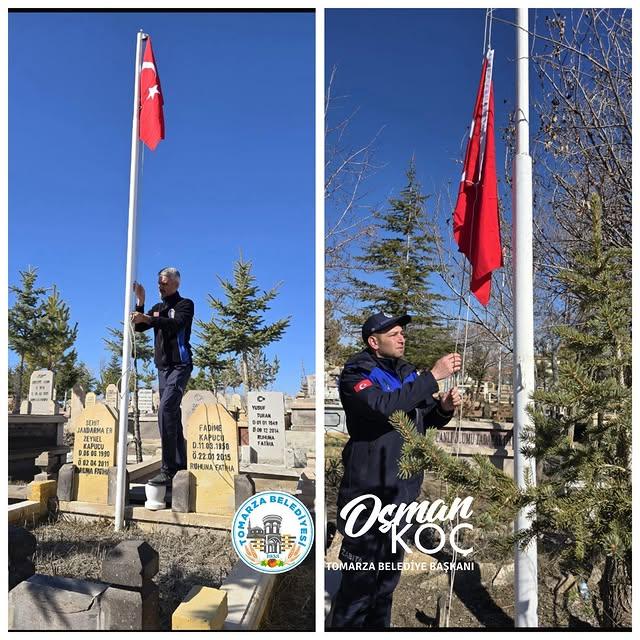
xmin=115 ymin=29 xmax=147 ymax=532
xmin=512 ymin=9 xmax=538 ymax=626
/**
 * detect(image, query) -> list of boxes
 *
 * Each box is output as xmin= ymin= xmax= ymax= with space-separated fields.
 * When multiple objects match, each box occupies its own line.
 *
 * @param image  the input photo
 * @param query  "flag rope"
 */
xmin=444 ymin=193 xmax=478 ymax=628
xmin=445 ymin=10 xmax=495 ymax=622
xmin=113 ymin=321 xmax=140 ymax=418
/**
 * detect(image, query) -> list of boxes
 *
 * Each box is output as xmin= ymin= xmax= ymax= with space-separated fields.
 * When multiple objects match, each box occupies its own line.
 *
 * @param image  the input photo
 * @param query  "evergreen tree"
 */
xmin=241 ymin=349 xmax=280 ymax=391
xmin=185 ymin=369 xmax=212 ymax=392
xmin=101 ymin=325 xmax=155 ymax=391
xmin=193 ymin=317 xmax=239 ymax=392
xmin=72 ymin=362 xmax=98 ymax=394
xmin=204 ymin=257 xmax=290 ymax=391
xmin=526 ymin=194 xmax=631 ymax=626
xmin=26 ymin=285 xmax=78 ymax=373
xmin=100 ymin=353 xmax=122 ymax=390
xmin=8 ymin=267 xmax=48 ymax=410
xmin=325 ymin=300 xmax=358 ymax=368
xmin=55 ymin=350 xmax=99 ymax=397
xmin=395 ymin=195 xmax=632 ymax=627
xmin=349 ymin=159 xmax=453 ymax=369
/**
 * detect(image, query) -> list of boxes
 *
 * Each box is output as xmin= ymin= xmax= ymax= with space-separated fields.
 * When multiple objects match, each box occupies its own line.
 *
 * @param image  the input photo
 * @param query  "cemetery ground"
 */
xmin=260 ymin=539 xmax=315 ymax=631
xmin=10 ymin=372 xmax=316 ymax=629
xmin=26 ymin=511 xmax=314 ymax=631
xmin=324 ymin=433 xmax=605 ymax=629
xmin=30 ymin=515 xmax=236 ymax=630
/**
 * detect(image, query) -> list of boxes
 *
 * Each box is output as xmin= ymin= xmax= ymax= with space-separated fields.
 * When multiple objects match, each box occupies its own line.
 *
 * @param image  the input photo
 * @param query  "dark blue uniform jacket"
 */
xmin=337 ymin=349 xmax=454 ymax=533
xmin=135 ymin=291 xmax=194 ymax=369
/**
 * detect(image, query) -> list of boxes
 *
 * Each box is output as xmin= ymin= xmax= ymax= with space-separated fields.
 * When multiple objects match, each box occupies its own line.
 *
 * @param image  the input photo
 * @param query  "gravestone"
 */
xmin=72 ymin=404 xmax=118 ymax=503
xmin=68 ymin=384 xmax=86 ymax=430
xmin=247 ymin=391 xmax=286 ymax=466
xmin=186 ymin=404 xmax=238 ymax=515
xmin=152 ymin=391 xmax=160 ymax=412
xmin=21 ymin=370 xmax=57 ymax=415
xmin=181 ymin=390 xmax=216 ymax=432
xmin=229 ymin=393 xmax=242 ymax=411
xmin=138 ymin=389 xmax=153 ymax=414
xmin=105 ymin=385 xmax=118 ymax=410
xmin=216 ymin=393 xmax=227 ymax=408
xmin=436 ymin=421 xmax=514 ymax=477
xmin=306 ymin=375 xmax=316 ymax=398
xmin=85 ymin=392 xmax=97 ymax=408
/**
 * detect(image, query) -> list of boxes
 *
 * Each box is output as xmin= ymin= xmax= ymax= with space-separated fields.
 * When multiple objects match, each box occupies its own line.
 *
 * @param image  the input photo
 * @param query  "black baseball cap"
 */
xmin=362 ymin=312 xmax=411 ymax=343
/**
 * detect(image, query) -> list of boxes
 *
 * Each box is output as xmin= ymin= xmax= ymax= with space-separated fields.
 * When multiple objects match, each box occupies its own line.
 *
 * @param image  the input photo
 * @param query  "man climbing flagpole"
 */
xmin=115 ymin=31 xmax=164 ymax=531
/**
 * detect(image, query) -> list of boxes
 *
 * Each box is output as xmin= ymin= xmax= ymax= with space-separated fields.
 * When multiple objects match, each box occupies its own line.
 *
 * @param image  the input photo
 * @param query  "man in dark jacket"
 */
xmin=331 ymin=312 xmax=462 ymax=628
xmin=131 ymin=267 xmax=194 ymax=485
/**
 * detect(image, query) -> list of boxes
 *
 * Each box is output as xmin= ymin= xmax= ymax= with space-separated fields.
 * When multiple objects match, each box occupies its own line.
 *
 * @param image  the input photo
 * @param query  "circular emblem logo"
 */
xmin=232 ymin=491 xmax=314 ymax=574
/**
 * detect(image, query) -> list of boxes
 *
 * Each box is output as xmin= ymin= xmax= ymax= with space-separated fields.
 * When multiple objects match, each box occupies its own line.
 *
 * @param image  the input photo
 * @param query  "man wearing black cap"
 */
xmin=331 ymin=312 xmax=462 ymax=629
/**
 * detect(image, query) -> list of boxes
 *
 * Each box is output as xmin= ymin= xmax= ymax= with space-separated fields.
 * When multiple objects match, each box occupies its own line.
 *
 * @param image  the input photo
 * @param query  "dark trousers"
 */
xmin=157 ymin=364 xmax=192 ymax=475
xmin=331 ymin=528 xmax=405 ymax=628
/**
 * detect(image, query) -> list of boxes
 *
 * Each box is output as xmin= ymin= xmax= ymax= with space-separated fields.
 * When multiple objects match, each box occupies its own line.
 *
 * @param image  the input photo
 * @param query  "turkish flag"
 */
xmin=139 ymin=37 xmax=164 ymax=151
xmin=453 ymin=49 xmax=502 ymax=306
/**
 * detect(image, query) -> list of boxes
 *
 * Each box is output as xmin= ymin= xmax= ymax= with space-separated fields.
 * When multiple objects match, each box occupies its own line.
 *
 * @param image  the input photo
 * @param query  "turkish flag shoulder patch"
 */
xmin=354 ymin=379 xmax=373 ymax=393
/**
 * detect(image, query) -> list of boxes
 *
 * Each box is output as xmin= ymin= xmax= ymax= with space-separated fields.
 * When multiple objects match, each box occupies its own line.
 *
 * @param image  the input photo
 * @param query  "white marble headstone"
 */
xmin=27 ymin=369 xmax=57 ymax=414
xmin=105 ymin=384 xmax=118 ymax=409
xmin=247 ymin=391 xmax=286 ymax=466
xmin=138 ymin=388 xmax=153 ymax=413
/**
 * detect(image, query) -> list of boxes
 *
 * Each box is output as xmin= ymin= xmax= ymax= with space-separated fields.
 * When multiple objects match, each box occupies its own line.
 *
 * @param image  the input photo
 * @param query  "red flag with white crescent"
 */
xmin=453 ymin=49 xmax=502 ymax=306
xmin=139 ymin=37 xmax=164 ymax=151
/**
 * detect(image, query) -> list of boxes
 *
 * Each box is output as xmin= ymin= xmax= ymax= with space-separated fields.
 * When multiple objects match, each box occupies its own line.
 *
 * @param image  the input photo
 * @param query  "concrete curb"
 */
xmin=221 ymin=560 xmax=276 ymax=630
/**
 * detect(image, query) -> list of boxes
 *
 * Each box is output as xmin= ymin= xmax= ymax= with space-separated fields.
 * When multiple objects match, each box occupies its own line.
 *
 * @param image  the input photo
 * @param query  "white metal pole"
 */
xmin=512 ymin=8 xmax=538 ymax=626
xmin=115 ymin=30 xmax=146 ymax=531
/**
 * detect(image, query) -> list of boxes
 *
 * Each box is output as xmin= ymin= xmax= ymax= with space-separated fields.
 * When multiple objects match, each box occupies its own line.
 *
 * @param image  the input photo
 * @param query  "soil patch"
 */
xmin=260 ymin=544 xmax=315 ymax=631
xmin=31 ymin=516 xmax=236 ymax=630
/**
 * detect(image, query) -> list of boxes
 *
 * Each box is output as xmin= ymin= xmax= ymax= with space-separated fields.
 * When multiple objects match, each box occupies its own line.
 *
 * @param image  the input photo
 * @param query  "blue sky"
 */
xmin=325 ymin=8 xmax=518 ymax=319
xmin=9 ymin=10 xmax=315 ymax=395
xmin=326 ymin=8 xmax=516 ymax=195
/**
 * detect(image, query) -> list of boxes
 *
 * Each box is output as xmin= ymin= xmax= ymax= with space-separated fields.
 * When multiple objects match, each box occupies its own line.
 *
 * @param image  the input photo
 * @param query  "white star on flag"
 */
xmin=147 ymin=84 xmax=160 ymax=100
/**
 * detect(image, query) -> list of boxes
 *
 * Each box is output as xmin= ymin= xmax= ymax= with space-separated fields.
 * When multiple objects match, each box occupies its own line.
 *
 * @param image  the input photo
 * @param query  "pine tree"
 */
xmin=325 ymin=300 xmax=358 ymax=368
xmin=349 ymin=159 xmax=453 ymax=369
xmin=55 ymin=350 xmax=98 ymax=397
xmin=242 ymin=349 xmax=280 ymax=391
xmin=71 ymin=361 xmax=98 ymax=394
xmin=8 ymin=267 xmax=48 ymax=411
xmin=395 ymin=194 xmax=631 ymax=627
xmin=525 ymin=194 xmax=631 ymax=626
xmin=185 ymin=369 xmax=213 ymax=392
xmin=193 ymin=317 xmax=239 ymax=392
xmin=26 ymin=285 xmax=78 ymax=374
xmin=204 ymin=257 xmax=290 ymax=392
xmin=100 ymin=353 xmax=122 ymax=390
xmin=102 ymin=325 xmax=155 ymax=391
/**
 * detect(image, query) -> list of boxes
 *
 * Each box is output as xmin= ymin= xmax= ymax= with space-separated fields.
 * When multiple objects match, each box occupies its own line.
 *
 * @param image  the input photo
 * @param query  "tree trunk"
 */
xmin=599 ymin=553 xmax=632 ymax=628
xmin=14 ymin=353 xmax=25 ymax=413
xmin=497 ymin=347 xmax=502 ymax=405
xmin=241 ymin=353 xmax=250 ymax=392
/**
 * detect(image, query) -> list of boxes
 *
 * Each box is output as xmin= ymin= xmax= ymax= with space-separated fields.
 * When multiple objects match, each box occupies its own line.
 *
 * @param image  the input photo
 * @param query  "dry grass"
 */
xmin=32 ymin=516 xmax=237 ymax=630
xmin=260 ymin=543 xmax=316 ymax=630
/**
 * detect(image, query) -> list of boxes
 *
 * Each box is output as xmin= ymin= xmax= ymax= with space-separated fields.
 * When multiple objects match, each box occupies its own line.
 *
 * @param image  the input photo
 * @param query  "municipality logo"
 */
xmin=232 ymin=491 xmax=314 ymax=574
